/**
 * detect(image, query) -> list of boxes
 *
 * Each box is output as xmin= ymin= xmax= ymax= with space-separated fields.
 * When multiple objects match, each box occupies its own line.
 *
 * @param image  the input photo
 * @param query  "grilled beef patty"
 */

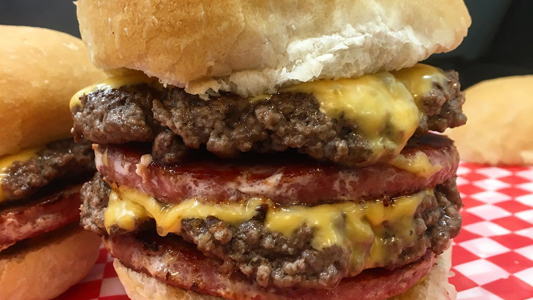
xmin=71 ymin=71 xmax=465 ymax=166
xmin=1 ymin=139 xmax=95 ymax=202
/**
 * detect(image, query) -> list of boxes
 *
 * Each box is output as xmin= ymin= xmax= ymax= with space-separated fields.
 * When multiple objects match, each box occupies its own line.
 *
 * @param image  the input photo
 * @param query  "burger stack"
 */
xmin=71 ymin=1 xmax=471 ymax=299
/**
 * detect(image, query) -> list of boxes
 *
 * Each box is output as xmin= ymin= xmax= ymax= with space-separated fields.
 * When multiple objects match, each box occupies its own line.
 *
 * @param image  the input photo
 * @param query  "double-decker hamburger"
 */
xmin=72 ymin=1 xmax=471 ymax=299
xmin=0 ymin=25 xmax=105 ymax=299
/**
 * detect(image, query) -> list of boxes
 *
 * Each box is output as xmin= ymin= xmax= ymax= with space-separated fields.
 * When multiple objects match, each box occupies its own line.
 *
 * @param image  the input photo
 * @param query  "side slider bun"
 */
xmin=0 ymin=224 xmax=102 ymax=300
xmin=0 ymin=25 xmax=106 ymax=157
xmin=447 ymin=76 xmax=533 ymax=165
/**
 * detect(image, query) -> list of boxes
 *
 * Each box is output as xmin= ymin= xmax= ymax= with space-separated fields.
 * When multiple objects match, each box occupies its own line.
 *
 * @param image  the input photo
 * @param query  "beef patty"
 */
xmin=81 ymin=174 xmax=461 ymax=290
xmin=1 ymin=139 xmax=95 ymax=202
xmin=71 ymin=71 xmax=465 ymax=166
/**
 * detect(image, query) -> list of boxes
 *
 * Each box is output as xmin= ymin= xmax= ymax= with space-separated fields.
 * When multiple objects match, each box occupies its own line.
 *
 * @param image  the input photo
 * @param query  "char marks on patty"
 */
xmin=72 ymin=70 xmax=465 ymax=166
xmin=81 ymin=174 xmax=462 ymax=289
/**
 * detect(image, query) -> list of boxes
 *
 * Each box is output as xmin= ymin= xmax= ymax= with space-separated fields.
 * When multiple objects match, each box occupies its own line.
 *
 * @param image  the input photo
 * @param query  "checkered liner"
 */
xmin=55 ymin=163 xmax=533 ymax=300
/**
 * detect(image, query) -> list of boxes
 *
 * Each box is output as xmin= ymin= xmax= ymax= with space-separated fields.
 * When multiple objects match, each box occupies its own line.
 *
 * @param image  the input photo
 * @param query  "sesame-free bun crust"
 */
xmin=447 ymin=76 xmax=533 ymax=165
xmin=0 ymin=26 xmax=106 ymax=157
xmin=114 ymin=248 xmax=455 ymax=300
xmin=76 ymin=0 xmax=471 ymax=97
xmin=0 ymin=224 xmax=101 ymax=300
xmin=391 ymin=248 xmax=456 ymax=300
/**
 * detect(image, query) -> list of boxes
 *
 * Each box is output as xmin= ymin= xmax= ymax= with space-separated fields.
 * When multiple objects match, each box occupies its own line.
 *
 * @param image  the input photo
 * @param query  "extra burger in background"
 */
xmin=447 ymin=75 xmax=533 ymax=166
xmin=72 ymin=1 xmax=471 ymax=299
xmin=0 ymin=26 xmax=105 ymax=299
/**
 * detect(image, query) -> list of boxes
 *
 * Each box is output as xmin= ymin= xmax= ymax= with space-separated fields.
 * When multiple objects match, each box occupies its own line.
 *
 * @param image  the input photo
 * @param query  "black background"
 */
xmin=1 ymin=0 xmax=532 ymax=88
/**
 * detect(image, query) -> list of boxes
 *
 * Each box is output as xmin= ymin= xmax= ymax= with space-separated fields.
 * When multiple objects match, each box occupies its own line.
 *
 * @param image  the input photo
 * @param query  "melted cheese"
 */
xmin=389 ymin=152 xmax=442 ymax=178
xmin=279 ymin=64 xmax=445 ymax=164
xmin=70 ymin=73 xmax=163 ymax=109
xmin=105 ymin=186 xmax=430 ymax=272
xmin=265 ymin=191 xmax=427 ymax=270
xmin=0 ymin=148 xmax=41 ymax=202
xmin=282 ymin=73 xmax=419 ymax=163
xmin=105 ymin=187 xmax=264 ymax=236
xmin=391 ymin=64 xmax=447 ymax=108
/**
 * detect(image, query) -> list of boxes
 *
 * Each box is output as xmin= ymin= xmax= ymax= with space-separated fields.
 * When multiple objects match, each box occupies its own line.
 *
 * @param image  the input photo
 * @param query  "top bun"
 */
xmin=447 ymin=76 xmax=533 ymax=166
xmin=76 ymin=0 xmax=470 ymax=97
xmin=0 ymin=26 xmax=106 ymax=157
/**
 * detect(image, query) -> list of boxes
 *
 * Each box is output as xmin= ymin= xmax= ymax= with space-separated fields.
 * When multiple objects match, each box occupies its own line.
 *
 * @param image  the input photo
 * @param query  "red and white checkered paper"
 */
xmin=55 ymin=162 xmax=533 ymax=300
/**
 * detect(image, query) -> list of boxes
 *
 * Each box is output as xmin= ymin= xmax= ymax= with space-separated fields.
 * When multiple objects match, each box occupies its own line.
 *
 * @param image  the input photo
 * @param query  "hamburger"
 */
xmin=0 ymin=25 xmax=106 ymax=299
xmin=72 ymin=1 xmax=471 ymax=299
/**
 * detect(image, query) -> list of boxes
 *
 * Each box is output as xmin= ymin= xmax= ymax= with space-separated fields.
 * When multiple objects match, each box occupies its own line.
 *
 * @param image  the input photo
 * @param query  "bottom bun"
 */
xmin=0 ymin=223 xmax=101 ymax=300
xmin=390 ymin=247 xmax=456 ymax=300
xmin=115 ymin=248 xmax=455 ymax=300
xmin=114 ymin=259 xmax=220 ymax=300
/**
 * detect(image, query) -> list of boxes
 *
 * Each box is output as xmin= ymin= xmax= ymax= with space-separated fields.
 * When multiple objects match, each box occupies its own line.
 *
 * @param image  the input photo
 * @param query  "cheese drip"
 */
xmin=391 ymin=64 xmax=448 ymax=107
xmin=282 ymin=72 xmax=420 ymax=163
xmin=105 ymin=187 xmax=431 ymax=272
xmin=389 ymin=151 xmax=442 ymax=178
xmin=0 ymin=148 xmax=41 ymax=202
xmin=104 ymin=188 xmax=264 ymax=236
xmin=70 ymin=73 xmax=163 ymax=109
